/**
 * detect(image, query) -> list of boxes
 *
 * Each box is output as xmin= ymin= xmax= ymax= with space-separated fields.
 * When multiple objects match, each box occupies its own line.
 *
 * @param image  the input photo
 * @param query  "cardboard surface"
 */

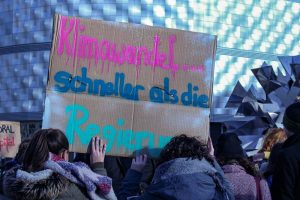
xmin=43 ymin=14 xmax=217 ymax=157
xmin=0 ymin=121 xmax=21 ymax=158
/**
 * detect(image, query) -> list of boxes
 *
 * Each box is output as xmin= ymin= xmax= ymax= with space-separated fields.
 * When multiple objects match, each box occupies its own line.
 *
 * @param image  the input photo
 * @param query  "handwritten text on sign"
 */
xmin=44 ymin=15 xmax=216 ymax=156
xmin=66 ymin=104 xmax=172 ymax=157
xmin=58 ymin=16 xmax=205 ymax=77
xmin=54 ymin=67 xmax=209 ymax=108
xmin=0 ymin=121 xmax=21 ymax=158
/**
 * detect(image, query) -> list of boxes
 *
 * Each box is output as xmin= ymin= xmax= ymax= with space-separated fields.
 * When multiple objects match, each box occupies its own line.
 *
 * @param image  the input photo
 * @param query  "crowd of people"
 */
xmin=0 ymin=102 xmax=299 ymax=200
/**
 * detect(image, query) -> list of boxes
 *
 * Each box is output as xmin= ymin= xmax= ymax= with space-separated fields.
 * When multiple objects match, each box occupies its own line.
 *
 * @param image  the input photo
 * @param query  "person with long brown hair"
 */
xmin=256 ymin=128 xmax=287 ymax=176
xmin=216 ymin=132 xmax=271 ymax=200
xmin=259 ymin=128 xmax=286 ymax=160
xmin=2 ymin=129 xmax=117 ymax=200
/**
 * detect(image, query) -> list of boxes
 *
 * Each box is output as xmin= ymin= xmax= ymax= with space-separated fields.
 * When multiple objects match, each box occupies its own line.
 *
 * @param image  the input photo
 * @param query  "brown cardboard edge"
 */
xmin=210 ymin=36 xmax=217 ymax=107
xmin=208 ymin=36 xmax=218 ymax=142
xmin=47 ymin=14 xmax=60 ymax=88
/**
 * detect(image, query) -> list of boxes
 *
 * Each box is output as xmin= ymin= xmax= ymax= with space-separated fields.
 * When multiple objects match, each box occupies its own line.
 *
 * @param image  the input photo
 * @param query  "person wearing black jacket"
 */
xmin=271 ymin=102 xmax=300 ymax=200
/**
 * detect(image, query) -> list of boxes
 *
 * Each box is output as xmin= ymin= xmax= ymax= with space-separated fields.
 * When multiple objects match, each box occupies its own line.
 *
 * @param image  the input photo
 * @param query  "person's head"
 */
xmin=158 ymin=134 xmax=213 ymax=165
xmin=283 ymin=102 xmax=300 ymax=137
xmin=216 ymin=132 xmax=245 ymax=160
xmin=216 ymin=132 xmax=259 ymax=177
xmin=23 ymin=129 xmax=69 ymax=172
xmin=15 ymin=138 xmax=31 ymax=164
xmin=259 ymin=128 xmax=286 ymax=152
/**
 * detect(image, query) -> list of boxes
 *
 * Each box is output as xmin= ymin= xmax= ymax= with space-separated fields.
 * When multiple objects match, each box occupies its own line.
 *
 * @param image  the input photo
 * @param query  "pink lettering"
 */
xmin=182 ymin=64 xmax=188 ymax=71
xmin=100 ymin=39 xmax=111 ymax=73
xmin=57 ymin=16 xmax=75 ymax=56
xmin=94 ymin=41 xmax=101 ymax=67
xmin=144 ymin=50 xmax=153 ymax=66
xmin=0 ymin=136 xmax=15 ymax=152
xmin=126 ymin=45 xmax=137 ymax=65
xmin=57 ymin=17 xmax=206 ymax=78
xmin=72 ymin=19 xmax=79 ymax=68
xmin=198 ymin=65 xmax=205 ymax=72
xmin=168 ymin=35 xmax=179 ymax=77
xmin=86 ymin=36 xmax=97 ymax=69
xmin=152 ymin=35 xmax=160 ymax=71
xmin=136 ymin=46 xmax=148 ymax=67
xmin=135 ymin=46 xmax=148 ymax=78
xmin=114 ymin=45 xmax=127 ymax=65
xmin=77 ymin=35 xmax=98 ymax=69
xmin=157 ymin=53 xmax=167 ymax=69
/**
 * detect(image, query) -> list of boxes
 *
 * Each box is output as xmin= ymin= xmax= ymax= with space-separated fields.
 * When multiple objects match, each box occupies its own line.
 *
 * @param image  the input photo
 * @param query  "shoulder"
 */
xmin=57 ymin=182 xmax=90 ymax=200
xmin=278 ymin=145 xmax=300 ymax=165
xmin=283 ymin=143 xmax=300 ymax=157
xmin=3 ymin=167 xmax=71 ymax=200
xmin=259 ymin=178 xmax=270 ymax=190
xmin=259 ymin=179 xmax=272 ymax=200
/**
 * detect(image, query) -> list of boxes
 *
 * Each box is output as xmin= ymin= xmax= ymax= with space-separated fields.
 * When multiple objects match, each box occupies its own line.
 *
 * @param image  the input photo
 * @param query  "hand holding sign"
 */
xmin=90 ymin=136 xmax=107 ymax=164
xmin=131 ymin=154 xmax=148 ymax=172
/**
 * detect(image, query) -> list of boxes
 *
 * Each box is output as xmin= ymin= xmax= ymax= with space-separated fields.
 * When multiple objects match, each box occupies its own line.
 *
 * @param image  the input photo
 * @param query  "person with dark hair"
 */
xmin=271 ymin=102 xmax=300 ymax=200
xmin=2 ymin=128 xmax=117 ymax=200
xmin=216 ymin=133 xmax=271 ymax=200
xmin=118 ymin=134 xmax=234 ymax=200
xmin=0 ymin=138 xmax=31 ymax=196
xmin=2 ymin=138 xmax=31 ymax=172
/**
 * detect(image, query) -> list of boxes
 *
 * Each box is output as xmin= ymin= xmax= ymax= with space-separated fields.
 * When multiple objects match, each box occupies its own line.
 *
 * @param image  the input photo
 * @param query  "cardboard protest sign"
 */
xmin=0 ymin=121 xmax=21 ymax=158
xmin=43 ymin=14 xmax=217 ymax=157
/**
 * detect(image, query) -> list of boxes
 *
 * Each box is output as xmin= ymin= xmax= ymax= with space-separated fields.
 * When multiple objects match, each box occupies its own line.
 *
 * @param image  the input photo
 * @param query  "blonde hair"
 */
xmin=260 ymin=128 xmax=286 ymax=152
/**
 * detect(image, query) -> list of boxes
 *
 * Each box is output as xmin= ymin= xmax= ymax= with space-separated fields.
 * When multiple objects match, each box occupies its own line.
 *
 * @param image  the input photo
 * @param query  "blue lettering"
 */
xmin=123 ymin=83 xmax=133 ymax=99
xmin=164 ymin=77 xmax=170 ymax=102
xmin=181 ymin=83 xmax=192 ymax=106
xmin=169 ymin=89 xmax=178 ymax=104
xmin=105 ymin=82 xmax=114 ymax=96
xmin=54 ymin=67 xmax=209 ymax=108
xmin=102 ymin=124 xmax=117 ymax=152
xmin=54 ymin=71 xmax=71 ymax=92
xmin=65 ymin=104 xmax=171 ymax=155
xmin=132 ymin=85 xmax=145 ymax=100
xmin=54 ymin=68 xmax=145 ymax=100
xmin=198 ymin=94 xmax=209 ymax=108
xmin=135 ymin=131 xmax=155 ymax=150
xmin=149 ymin=87 xmax=163 ymax=103
xmin=94 ymin=79 xmax=106 ymax=95
xmin=71 ymin=76 xmax=86 ymax=92
xmin=65 ymin=104 xmax=100 ymax=144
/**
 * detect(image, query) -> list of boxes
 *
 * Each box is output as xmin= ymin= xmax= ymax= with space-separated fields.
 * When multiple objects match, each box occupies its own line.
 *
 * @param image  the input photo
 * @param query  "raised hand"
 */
xmin=90 ymin=136 xmax=106 ymax=164
xmin=131 ymin=154 xmax=148 ymax=172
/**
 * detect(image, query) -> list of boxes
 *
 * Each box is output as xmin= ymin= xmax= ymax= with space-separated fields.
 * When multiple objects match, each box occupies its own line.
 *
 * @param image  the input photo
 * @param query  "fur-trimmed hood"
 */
xmin=3 ymin=166 xmax=70 ymax=200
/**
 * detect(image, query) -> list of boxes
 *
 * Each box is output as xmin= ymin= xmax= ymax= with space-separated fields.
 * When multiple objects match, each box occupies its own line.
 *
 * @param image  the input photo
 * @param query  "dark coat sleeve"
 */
xmin=90 ymin=162 xmax=107 ymax=176
xmin=271 ymin=152 xmax=299 ymax=200
xmin=117 ymin=169 xmax=143 ymax=200
xmin=104 ymin=156 xmax=132 ymax=193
